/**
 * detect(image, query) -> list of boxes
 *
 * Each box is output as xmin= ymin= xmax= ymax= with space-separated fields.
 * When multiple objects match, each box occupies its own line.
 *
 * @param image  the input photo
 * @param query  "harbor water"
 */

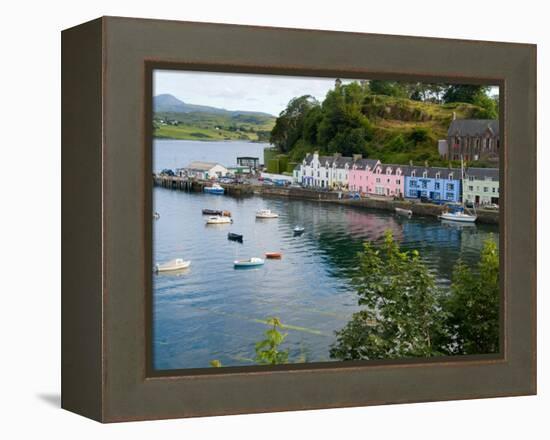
xmin=152 ymin=140 xmax=499 ymax=370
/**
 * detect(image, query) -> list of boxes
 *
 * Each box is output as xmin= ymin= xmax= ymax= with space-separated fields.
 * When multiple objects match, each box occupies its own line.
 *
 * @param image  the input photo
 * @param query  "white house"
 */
xmin=180 ymin=161 xmax=228 ymax=180
xmin=299 ymin=152 xmax=355 ymax=189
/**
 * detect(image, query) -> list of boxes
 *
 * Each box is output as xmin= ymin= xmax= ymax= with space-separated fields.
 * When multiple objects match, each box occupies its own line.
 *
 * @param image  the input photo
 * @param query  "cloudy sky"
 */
xmin=153 ymin=70 xmax=347 ymax=116
xmin=153 ymin=69 xmax=499 ymax=117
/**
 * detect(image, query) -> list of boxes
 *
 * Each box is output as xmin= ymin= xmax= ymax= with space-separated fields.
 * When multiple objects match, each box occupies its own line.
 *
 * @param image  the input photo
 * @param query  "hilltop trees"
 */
xmin=270 ymin=79 xmax=499 ymax=165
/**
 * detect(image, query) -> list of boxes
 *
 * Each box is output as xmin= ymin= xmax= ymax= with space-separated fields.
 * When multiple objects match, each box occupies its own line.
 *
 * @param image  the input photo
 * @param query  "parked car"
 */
xmin=484 ymin=203 xmax=499 ymax=210
xmin=160 ymin=169 xmax=175 ymax=176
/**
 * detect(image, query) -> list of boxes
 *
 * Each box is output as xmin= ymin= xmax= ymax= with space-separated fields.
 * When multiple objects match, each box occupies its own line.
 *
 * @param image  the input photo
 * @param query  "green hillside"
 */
xmin=270 ymin=81 xmax=498 ymax=167
xmin=154 ymin=111 xmax=275 ymax=141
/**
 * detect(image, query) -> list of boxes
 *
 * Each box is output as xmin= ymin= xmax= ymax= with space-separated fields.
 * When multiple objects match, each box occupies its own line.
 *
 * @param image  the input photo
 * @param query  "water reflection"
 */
xmin=152 ymin=188 xmax=499 ymax=370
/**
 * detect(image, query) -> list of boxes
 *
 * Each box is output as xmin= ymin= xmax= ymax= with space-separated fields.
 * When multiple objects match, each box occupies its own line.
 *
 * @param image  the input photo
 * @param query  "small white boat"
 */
xmin=256 ymin=209 xmax=279 ymax=219
xmin=204 ymin=183 xmax=225 ymax=195
xmin=206 ymin=215 xmax=232 ymax=225
xmin=154 ymin=258 xmax=190 ymax=273
xmin=439 ymin=211 xmax=477 ymax=223
xmin=395 ymin=207 xmax=413 ymax=217
xmin=153 ymin=211 xmax=160 ymax=220
xmin=234 ymin=257 xmax=265 ymax=268
xmin=293 ymin=226 xmax=305 ymax=234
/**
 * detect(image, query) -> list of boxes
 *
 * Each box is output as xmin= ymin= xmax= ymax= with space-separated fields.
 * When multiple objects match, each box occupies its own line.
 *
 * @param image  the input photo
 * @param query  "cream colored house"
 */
xmin=463 ymin=167 xmax=499 ymax=206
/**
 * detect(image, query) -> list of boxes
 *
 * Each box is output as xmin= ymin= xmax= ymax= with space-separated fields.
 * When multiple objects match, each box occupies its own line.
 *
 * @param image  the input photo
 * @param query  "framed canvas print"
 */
xmin=62 ymin=16 xmax=536 ymax=422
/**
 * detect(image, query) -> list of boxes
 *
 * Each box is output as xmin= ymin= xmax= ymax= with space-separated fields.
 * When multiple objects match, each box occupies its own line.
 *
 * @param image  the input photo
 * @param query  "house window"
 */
xmin=435 ymin=182 xmax=440 ymax=190
xmin=468 ymin=186 xmax=474 ymax=191
xmin=409 ymin=190 xmax=416 ymax=197
xmin=484 ymin=187 xmax=489 ymax=192
xmin=446 ymin=192 xmax=454 ymax=200
xmin=492 ymin=187 xmax=496 ymax=193
xmin=396 ymin=179 xmax=401 ymax=184
xmin=387 ymin=178 xmax=390 ymax=183
xmin=410 ymin=180 xmax=418 ymax=188
xmin=421 ymin=180 xmax=427 ymax=189
xmin=446 ymin=183 xmax=454 ymax=191
xmin=376 ymin=178 xmax=381 ymax=183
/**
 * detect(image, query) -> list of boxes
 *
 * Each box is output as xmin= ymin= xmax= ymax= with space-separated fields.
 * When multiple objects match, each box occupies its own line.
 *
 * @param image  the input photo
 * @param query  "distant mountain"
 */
xmin=153 ymin=94 xmax=274 ymax=118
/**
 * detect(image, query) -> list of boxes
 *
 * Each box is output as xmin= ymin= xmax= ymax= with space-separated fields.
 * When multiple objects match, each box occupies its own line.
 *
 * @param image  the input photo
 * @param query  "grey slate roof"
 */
xmin=464 ymin=167 xmax=499 ymax=181
xmin=448 ymin=119 xmax=499 ymax=137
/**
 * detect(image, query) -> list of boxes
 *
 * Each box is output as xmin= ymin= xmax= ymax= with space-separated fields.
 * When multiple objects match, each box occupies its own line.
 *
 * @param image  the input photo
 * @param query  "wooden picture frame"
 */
xmin=62 ymin=16 xmax=536 ymax=422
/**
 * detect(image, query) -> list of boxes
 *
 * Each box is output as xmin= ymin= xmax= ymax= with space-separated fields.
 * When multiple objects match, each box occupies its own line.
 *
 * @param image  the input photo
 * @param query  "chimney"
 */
xmin=352 ymin=154 xmax=362 ymax=162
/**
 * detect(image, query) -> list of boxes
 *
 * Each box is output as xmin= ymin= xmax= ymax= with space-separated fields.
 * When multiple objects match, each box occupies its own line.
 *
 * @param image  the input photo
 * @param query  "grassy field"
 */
xmin=154 ymin=110 xmax=276 ymax=141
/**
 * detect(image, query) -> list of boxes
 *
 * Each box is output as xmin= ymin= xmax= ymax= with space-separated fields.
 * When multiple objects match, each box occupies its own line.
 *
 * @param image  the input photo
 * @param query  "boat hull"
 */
xmin=204 ymin=188 xmax=225 ymax=195
xmin=439 ymin=213 xmax=477 ymax=223
xmin=228 ymin=233 xmax=243 ymax=242
xmin=155 ymin=260 xmax=191 ymax=272
xmin=234 ymin=258 xmax=265 ymax=268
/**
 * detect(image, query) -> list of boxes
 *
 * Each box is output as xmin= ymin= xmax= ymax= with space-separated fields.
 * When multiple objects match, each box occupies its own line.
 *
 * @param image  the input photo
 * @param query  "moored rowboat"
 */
xmin=293 ymin=226 xmax=305 ymax=234
xmin=228 ymin=232 xmax=243 ymax=242
xmin=154 ymin=258 xmax=190 ymax=273
xmin=206 ymin=216 xmax=232 ymax=225
xmin=234 ymin=257 xmax=265 ymax=268
xmin=395 ymin=207 xmax=413 ymax=217
xmin=265 ymin=252 xmax=282 ymax=259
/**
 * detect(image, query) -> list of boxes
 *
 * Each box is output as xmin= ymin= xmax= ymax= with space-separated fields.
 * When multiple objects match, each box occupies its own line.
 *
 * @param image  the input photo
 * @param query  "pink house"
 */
xmin=369 ymin=164 xmax=405 ymax=197
xmin=349 ymin=160 xmax=405 ymax=197
xmin=349 ymin=159 xmax=380 ymax=194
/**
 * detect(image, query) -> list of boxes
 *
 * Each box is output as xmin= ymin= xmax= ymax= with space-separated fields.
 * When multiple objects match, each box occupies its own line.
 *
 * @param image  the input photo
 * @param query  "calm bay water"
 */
xmin=152 ymin=140 xmax=499 ymax=370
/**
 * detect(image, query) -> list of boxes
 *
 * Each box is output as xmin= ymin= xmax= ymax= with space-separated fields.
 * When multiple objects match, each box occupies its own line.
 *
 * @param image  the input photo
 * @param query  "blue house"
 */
xmin=403 ymin=166 xmax=461 ymax=203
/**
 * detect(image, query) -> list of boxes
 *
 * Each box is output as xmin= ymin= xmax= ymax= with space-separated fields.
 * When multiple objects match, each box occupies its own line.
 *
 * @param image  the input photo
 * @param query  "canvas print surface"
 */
xmin=151 ymin=70 xmax=500 ymax=371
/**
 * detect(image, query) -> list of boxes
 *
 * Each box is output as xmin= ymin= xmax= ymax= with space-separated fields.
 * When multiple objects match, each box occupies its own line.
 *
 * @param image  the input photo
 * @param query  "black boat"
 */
xmin=227 ymin=232 xmax=243 ymax=242
xmin=202 ymin=208 xmax=223 ymax=215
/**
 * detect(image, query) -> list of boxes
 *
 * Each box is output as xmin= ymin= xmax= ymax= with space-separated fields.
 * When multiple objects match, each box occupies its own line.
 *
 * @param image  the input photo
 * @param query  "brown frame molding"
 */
xmin=62 ymin=16 xmax=536 ymax=422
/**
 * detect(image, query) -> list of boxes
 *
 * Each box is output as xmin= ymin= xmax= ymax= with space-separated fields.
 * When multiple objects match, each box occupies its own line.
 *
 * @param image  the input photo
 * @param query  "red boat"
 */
xmin=265 ymin=252 xmax=282 ymax=259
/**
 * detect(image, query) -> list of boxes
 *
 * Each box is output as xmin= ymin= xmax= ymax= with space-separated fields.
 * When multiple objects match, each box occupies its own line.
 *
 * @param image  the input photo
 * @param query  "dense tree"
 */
xmin=270 ymin=95 xmax=319 ymax=153
xmin=330 ymin=231 xmax=448 ymax=360
xmin=445 ymin=238 xmax=500 ymax=355
xmin=369 ymin=80 xmax=409 ymax=98
xmin=443 ymin=85 xmax=498 ymax=118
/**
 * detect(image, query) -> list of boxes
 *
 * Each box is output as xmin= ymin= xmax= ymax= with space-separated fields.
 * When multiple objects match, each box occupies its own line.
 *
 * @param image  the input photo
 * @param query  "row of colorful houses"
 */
xmin=294 ymin=152 xmax=499 ymax=205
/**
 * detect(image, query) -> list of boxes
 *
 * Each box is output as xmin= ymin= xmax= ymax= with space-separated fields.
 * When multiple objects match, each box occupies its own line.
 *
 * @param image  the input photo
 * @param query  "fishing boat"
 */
xmin=204 ymin=183 xmax=225 ymax=195
xmin=293 ymin=226 xmax=305 ymax=235
xmin=153 ymin=211 xmax=160 ymax=220
xmin=234 ymin=257 xmax=265 ymax=268
xmin=395 ymin=207 xmax=413 ymax=217
xmin=265 ymin=252 xmax=282 ymax=259
xmin=256 ymin=209 xmax=278 ymax=219
xmin=206 ymin=216 xmax=232 ymax=225
xmin=227 ymin=232 xmax=243 ymax=242
xmin=439 ymin=156 xmax=477 ymax=223
xmin=154 ymin=258 xmax=190 ymax=273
